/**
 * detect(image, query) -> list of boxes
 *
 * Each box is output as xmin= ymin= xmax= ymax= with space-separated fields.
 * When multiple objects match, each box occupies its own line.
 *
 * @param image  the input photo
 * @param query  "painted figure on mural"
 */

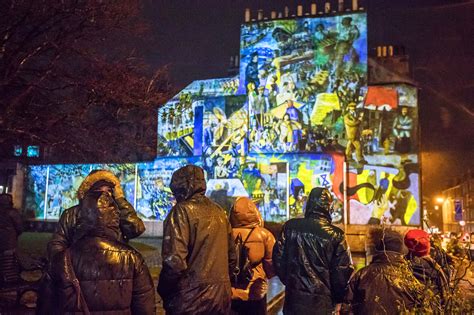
xmin=344 ymin=102 xmax=366 ymax=164
xmin=285 ymin=100 xmax=303 ymax=152
xmin=245 ymin=52 xmax=260 ymax=91
xmin=254 ymin=86 xmax=267 ymax=129
xmin=333 ymin=17 xmax=360 ymax=79
xmin=242 ymin=161 xmax=262 ymax=196
xmin=393 ymin=107 xmax=413 ymax=156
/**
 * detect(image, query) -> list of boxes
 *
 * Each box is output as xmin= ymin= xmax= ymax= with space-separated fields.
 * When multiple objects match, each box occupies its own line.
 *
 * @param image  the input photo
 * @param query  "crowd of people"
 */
xmin=0 ymin=166 xmax=470 ymax=314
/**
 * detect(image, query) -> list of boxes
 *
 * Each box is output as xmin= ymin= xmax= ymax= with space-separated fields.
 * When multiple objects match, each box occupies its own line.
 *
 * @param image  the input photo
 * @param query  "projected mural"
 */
xmin=24 ymin=13 xmax=420 ymax=226
xmin=347 ymin=84 xmax=420 ymax=225
xmin=24 ymin=165 xmax=48 ymax=218
xmin=240 ymin=14 xmax=368 ymax=153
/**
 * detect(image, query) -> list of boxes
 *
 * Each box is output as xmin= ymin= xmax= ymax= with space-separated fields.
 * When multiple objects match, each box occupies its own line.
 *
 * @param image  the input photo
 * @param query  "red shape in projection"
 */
xmin=364 ymin=86 xmax=398 ymax=111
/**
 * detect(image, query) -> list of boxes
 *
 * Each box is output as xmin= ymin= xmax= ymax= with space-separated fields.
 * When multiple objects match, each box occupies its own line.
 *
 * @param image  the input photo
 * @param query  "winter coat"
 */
xmin=345 ymin=252 xmax=419 ymax=315
xmin=230 ymin=197 xmax=276 ymax=301
xmin=158 ymin=165 xmax=237 ymax=315
xmin=406 ymin=254 xmax=449 ymax=307
xmin=0 ymin=197 xmax=23 ymax=252
xmin=273 ymin=188 xmax=353 ymax=315
xmin=47 ymin=171 xmax=145 ymax=260
xmin=48 ymin=191 xmax=155 ymax=315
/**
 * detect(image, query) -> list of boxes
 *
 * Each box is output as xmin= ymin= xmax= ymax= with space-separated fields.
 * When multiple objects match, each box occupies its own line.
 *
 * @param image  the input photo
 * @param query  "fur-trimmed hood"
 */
xmin=77 ymin=170 xmax=120 ymax=200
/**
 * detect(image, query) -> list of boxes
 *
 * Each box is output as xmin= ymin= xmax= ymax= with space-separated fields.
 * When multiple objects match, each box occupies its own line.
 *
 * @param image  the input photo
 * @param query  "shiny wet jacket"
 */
xmin=406 ymin=254 xmax=449 ymax=308
xmin=230 ymin=197 xmax=276 ymax=301
xmin=47 ymin=171 xmax=145 ymax=260
xmin=49 ymin=191 xmax=155 ymax=315
xmin=345 ymin=252 xmax=420 ymax=315
xmin=158 ymin=165 xmax=236 ymax=315
xmin=273 ymin=188 xmax=353 ymax=315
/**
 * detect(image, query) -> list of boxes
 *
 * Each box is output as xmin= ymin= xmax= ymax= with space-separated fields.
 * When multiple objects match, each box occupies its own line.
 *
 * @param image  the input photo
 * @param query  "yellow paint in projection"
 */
xmin=404 ymin=195 xmax=418 ymax=224
xmin=356 ymin=170 xmax=376 ymax=204
xmin=311 ymin=93 xmax=340 ymax=125
xmin=297 ymin=162 xmax=315 ymax=191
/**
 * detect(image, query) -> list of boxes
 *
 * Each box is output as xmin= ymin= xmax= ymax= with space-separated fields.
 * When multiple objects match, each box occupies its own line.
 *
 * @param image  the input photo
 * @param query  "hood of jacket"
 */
xmin=170 ymin=165 xmax=206 ymax=203
xmin=304 ymin=187 xmax=333 ymax=220
xmin=230 ymin=197 xmax=263 ymax=228
xmin=74 ymin=191 xmax=121 ymax=242
xmin=77 ymin=170 xmax=119 ymax=200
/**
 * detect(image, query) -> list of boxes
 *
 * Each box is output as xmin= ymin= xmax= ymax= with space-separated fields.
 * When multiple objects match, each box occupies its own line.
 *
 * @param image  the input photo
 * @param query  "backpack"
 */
xmin=231 ymin=227 xmax=256 ymax=289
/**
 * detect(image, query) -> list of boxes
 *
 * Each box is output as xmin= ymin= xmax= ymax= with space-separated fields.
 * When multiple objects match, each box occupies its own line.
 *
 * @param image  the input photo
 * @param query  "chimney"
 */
xmin=257 ymin=9 xmax=263 ymax=20
xmin=325 ymin=2 xmax=331 ymax=13
xmin=297 ymin=5 xmax=303 ymax=16
xmin=377 ymin=46 xmax=382 ymax=57
xmin=235 ymin=55 xmax=239 ymax=67
xmin=311 ymin=3 xmax=317 ymax=15
xmin=338 ymin=0 xmax=344 ymax=11
xmin=352 ymin=0 xmax=358 ymax=10
xmin=382 ymin=46 xmax=387 ymax=57
xmin=284 ymin=6 xmax=289 ymax=17
xmin=271 ymin=11 xmax=277 ymax=19
xmin=244 ymin=8 xmax=251 ymax=22
xmin=388 ymin=45 xmax=394 ymax=57
xmin=278 ymin=12 xmax=283 ymax=18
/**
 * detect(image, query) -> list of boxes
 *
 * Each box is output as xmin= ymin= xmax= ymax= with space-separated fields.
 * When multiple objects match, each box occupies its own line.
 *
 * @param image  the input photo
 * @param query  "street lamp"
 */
xmin=435 ymin=196 xmax=445 ymax=204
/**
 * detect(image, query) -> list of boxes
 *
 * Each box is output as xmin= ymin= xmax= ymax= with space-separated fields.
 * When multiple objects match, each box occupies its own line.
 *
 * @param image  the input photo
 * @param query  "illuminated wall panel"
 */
xmin=24 ymin=13 xmax=420 ymax=226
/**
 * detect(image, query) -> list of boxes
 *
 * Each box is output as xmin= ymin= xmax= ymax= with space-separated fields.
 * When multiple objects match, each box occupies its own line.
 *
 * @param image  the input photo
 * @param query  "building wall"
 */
xmin=442 ymin=178 xmax=474 ymax=233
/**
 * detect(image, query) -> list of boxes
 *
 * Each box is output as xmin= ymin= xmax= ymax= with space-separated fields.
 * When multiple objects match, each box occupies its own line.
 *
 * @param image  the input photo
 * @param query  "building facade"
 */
xmin=19 ymin=8 xmax=421 ymax=242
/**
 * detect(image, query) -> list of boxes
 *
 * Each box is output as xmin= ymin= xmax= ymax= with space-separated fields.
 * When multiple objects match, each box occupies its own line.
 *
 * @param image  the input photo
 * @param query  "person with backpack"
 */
xmin=229 ymin=197 xmax=276 ymax=315
xmin=273 ymin=187 xmax=353 ymax=315
xmin=42 ymin=189 xmax=155 ymax=314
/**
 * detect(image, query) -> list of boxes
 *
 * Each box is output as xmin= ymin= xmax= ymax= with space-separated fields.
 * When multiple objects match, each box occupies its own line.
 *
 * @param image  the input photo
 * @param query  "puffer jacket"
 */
xmin=47 ymin=171 xmax=145 ymax=260
xmin=273 ymin=187 xmax=353 ymax=315
xmin=230 ymin=197 xmax=276 ymax=301
xmin=406 ymin=254 xmax=449 ymax=308
xmin=345 ymin=252 xmax=420 ymax=315
xmin=158 ymin=165 xmax=237 ymax=315
xmin=49 ymin=191 xmax=155 ymax=315
xmin=0 ymin=194 xmax=23 ymax=252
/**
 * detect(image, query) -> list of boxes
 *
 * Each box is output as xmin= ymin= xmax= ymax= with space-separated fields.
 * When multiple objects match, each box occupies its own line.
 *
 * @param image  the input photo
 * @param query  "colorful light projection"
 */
xmin=347 ymin=84 xmax=419 ymax=225
xmin=24 ymin=13 xmax=420 ymax=226
xmin=240 ymin=13 xmax=368 ymax=154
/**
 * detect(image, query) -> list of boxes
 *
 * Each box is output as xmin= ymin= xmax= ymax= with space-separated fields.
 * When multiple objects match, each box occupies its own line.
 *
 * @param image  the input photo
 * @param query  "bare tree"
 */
xmin=0 ymin=0 xmax=172 ymax=163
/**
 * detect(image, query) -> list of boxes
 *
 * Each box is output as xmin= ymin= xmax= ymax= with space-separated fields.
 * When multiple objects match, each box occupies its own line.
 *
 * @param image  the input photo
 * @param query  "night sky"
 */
xmin=146 ymin=0 xmax=473 ymax=197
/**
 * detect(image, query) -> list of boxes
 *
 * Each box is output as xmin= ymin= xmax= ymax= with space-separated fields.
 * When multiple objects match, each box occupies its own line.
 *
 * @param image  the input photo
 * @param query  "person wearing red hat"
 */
xmin=404 ymin=229 xmax=449 ymax=309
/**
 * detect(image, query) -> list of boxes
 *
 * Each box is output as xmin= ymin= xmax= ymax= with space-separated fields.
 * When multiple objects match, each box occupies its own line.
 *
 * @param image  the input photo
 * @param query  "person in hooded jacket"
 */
xmin=229 ymin=197 xmax=276 ymax=315
xmin=44 ymin=190 xmax=155 ymax=315
xmin=0 ymin=194 xmax=23 ymax=253
xmin=273 ymin=187 xmax=353 ymax=315
xmin=0 ymin=193 xmax=23 ymax=285
xmin=404 ymin=229 xmax=449 ymax=309
xmin=344 ymin=228 xmax=422 ymax=314
xmin=47 ymin=170 xmax=145 ymax=261
xmin=157 ymin=165 xmax=237 ymax=315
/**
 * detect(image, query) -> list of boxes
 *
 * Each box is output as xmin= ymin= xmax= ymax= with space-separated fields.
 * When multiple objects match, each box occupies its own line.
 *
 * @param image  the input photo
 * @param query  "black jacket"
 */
xmin=273 ymin=188 xmax=353 ymax=315
xmin=47 ymin=197 xmax=145 ymax=260
xmin=345 ymin=252 xmax=420 ymax=315
xmin=0 ymin=200 xmax=23 ymax=252
xmin=406 ymin=254 xmax=449 ymax=308
xmin=158 ymin=165 xmax=236 ymax=315
xmin=42 ymin=191 xmax=154 ymax=315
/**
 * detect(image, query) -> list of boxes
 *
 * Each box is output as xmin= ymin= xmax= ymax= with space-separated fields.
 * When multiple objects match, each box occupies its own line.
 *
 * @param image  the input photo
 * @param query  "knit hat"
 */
xmin=404 ymin=229 xmax=431 ymax=257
